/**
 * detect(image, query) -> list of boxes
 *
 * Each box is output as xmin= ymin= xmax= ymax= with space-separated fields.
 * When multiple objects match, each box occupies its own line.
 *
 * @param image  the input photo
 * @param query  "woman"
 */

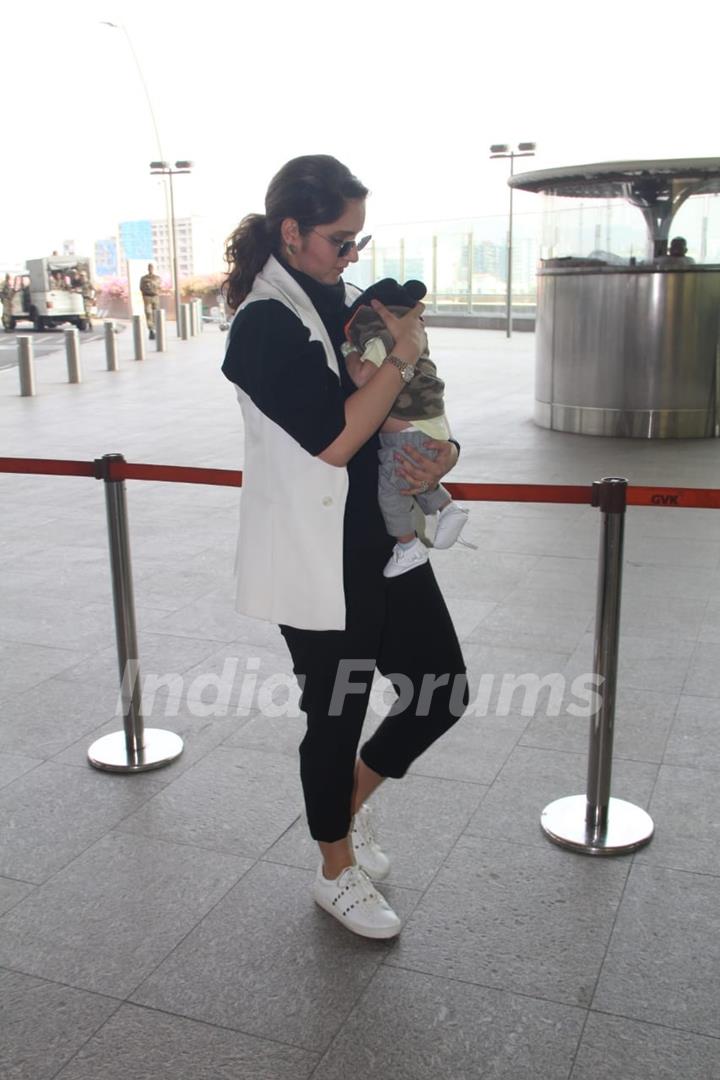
xmin=222 ymin=155 xmax=468 ymax=940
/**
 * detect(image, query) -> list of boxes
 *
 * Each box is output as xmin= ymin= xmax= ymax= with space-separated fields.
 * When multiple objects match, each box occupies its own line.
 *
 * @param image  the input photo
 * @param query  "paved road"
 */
xmin=0 ymin=323 xmax=127 ymax=370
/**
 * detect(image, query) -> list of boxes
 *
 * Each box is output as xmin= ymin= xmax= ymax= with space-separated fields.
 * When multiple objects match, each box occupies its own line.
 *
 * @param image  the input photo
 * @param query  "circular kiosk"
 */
xmin=511 ymin=159 xmax=720 ymax=437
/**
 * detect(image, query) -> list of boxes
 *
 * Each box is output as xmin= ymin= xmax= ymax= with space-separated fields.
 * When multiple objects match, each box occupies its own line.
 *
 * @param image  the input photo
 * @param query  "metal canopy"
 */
xmin=509 ymin=158 xmax=720 ymax=249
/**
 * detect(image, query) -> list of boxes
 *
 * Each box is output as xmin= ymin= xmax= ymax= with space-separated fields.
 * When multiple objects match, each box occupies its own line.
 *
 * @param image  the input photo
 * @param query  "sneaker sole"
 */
xmin=313 ymin=894 xmax=401 ymax=939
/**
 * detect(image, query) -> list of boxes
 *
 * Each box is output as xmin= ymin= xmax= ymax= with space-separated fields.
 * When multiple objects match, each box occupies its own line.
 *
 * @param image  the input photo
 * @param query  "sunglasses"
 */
xmin=310 ymin=230 xmax=372 ymax=258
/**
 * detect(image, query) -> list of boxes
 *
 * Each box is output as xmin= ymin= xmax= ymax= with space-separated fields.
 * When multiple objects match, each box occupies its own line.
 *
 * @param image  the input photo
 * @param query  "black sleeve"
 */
xmin=222 ymin=300 xmax=347 ymax=456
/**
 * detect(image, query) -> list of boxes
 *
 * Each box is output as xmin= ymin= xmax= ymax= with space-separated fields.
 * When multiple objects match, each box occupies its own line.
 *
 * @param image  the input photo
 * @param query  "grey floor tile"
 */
xmin=463 ymin=642 xmax=573 ymax=716
xmin=0 ymin=641 xmax=88 ymax=695
xmin=53 ymin=630 xmax=225 ymax=690
xmin=0 ymin=832 xmax=251 ymax=997
xmin=314 ymin=967 xmax=584 ymax=1080
xmin=116 ymin=744 xmax=303 ymax=859
xmin=431 ymin=551 xmax=540 ymax=603
xmin=593 ymin=864 xmax=720 ymax=1037
xmin=664 ymin=694 xmax=720 ymax=769
xmin=521 ymin=686 xmax=678 ymax=763
xmin=0 ymin=761 xmax=167 ymax=883
xmin=623 ymin=534 xmax=720 ymax=570
xmin=266 ymin=773 xmax=485 ymax=890
xmin=0 ymin=598 xmax=115 ymax=653
xmin=618 ymin=594 xmax=708 ymax=641
xmin=0 ymin=752 xmax=41 ymax=789
xmin=0 ymin=968 xmax=119 ymax=1080
xmin=699 ymin=600 xmax=720 ymax=644
xmin=54 ymin=1002 xmax=318 ymax=1080
xmin=683 ymin=642 xmax=720 ymax=698
xmin=464 ymin=598 xmax=592 ymax=652
xmin=633 ymin=764 xmax=720 ymax=875
xmin=571 ymin=1011 xmax=720 ymax=1080
xmin=0 ymin=877 xmax=34 ymax=915
xmin=466 ymin=745 xmax=658 ymax=848
xmin=222 ymin=708 xmax=306 ymax=759
xmin=131 ymin=861 xmax=421 ymax=1052
xmin=389 ymin=833 xmax=629 ymax=1006
xmin=565 ymin=632 xmax=695 ymax=694
xmin=181 ymin=639 xmax=295 ymax=708
xmin=408 ymin=710 xmax=530 ymax=786
xmin=0 ymin=677 xmax=121 ymax=758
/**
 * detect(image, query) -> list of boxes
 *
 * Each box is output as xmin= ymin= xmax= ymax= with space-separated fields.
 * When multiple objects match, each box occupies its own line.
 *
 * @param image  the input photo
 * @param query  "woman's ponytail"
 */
xmin=223 ymin=214 xmax=272 ymax=311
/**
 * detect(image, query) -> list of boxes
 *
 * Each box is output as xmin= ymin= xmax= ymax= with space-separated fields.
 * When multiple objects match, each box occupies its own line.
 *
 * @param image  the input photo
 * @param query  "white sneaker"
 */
xmin=351 ymin=803 xmax=390 ymax=880
xmin=432 ymin=503 xmax=469 ymax=549
xmin=383 ymin=537 xmax=429 ymax=578
xmin=313 ymin=864 xmax=402 ymax=939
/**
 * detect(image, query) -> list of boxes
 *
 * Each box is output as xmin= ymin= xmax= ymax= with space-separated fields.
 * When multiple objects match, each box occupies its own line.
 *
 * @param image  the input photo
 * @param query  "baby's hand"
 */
xmin=344 ymin=350 xmax=379 ymax=389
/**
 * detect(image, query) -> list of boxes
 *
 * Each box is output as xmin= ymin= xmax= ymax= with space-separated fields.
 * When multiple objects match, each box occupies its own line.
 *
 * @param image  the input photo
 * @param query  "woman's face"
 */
xmin=283 ymin=198 xmax=367 ymax=285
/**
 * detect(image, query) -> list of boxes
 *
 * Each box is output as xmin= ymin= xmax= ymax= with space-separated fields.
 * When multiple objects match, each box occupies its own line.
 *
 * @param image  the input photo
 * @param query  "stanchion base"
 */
xmin=541 ymin=795 xmax=654 ymax=855
xmin=87 ymin=728 xmax=184 ymax=773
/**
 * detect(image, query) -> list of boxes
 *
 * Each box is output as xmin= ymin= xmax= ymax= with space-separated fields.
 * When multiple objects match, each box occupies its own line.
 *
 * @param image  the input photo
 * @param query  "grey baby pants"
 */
xmin=378 ymin=429 xmax=450 ymax=538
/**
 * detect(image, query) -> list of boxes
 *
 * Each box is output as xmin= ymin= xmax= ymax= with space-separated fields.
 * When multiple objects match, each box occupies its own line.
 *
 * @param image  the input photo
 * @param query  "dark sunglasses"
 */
xmin=310 ymin=230 xmax=372 ymax=258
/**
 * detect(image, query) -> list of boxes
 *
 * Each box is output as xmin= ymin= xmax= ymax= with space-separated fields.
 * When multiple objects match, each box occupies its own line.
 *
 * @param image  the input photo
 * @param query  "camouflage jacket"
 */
xmin=139 ymin=273 xmax=161 ymax=298
xmin=345 ymin=304 xmax=444 ymax=422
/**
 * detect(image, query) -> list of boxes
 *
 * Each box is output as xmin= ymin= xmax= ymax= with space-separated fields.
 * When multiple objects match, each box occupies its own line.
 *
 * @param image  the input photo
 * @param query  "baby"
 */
xmin=343 ymin=277 xmax=469 ymax=577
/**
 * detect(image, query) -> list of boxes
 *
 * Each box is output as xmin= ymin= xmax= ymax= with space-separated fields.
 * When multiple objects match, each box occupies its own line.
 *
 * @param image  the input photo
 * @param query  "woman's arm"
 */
xmin=318 ymin=300 xmax=425 ymax=468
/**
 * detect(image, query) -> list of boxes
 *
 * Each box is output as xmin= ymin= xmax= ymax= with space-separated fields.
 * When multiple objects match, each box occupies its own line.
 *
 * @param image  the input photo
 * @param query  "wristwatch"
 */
xmin=384 ymin=354 xmax=416 ymax=383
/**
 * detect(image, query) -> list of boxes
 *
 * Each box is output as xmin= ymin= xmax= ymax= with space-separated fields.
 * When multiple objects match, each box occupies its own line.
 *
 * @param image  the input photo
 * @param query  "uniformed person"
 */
xmin=139 ymin=262 xmax=162 ymax=339
xmin=1 ymin=274 xmax=15 ymax=331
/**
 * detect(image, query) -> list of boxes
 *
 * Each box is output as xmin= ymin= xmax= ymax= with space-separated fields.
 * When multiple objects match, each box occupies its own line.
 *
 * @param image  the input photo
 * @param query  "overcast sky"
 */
xmin=3 ymin=0 xmax=715 ymax=266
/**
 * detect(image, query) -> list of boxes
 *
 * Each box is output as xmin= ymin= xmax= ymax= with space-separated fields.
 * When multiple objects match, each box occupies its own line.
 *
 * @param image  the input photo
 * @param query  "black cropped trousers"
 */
xmin=280 ymin=546 xmax=468 ymax=842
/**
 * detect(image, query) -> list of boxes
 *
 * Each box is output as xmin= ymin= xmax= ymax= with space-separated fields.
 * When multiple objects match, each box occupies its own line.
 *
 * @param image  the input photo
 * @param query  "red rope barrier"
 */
xmin=1 ymin=456 xmax=719 ymax=508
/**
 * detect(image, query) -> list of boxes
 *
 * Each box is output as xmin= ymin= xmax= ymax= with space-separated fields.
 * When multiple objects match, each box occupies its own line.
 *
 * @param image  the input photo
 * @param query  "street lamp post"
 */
xmin=490 ymin=142 xmax=536 ymax=338
xmin=149 ymin=161 xmax=193 ymax=331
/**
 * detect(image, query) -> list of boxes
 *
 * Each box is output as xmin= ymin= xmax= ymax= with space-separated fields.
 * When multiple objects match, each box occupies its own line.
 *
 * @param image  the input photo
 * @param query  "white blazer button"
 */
xmin=322 ymin=496 xmax=333 ymax=506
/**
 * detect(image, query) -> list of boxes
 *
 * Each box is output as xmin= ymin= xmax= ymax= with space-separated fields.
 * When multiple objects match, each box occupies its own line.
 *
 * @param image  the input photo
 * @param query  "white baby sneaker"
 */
xmin=432 ymin=503 xmax=469 ymax=549
xmin=383 ymin=537 xmax=429 ymax=578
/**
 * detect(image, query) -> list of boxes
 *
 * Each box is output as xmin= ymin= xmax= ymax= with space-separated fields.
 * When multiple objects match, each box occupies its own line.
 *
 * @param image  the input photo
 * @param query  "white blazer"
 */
xmin=229 ymin=256 xmax=361 ymax=631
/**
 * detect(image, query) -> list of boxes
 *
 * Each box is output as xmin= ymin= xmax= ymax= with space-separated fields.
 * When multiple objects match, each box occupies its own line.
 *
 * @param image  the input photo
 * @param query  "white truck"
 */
xmin=2 ymin=256 xmax=94 ymax=332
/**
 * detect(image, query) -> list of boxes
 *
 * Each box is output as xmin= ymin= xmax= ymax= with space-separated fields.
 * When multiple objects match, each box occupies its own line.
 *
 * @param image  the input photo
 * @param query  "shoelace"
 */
xmin=457 ymin=536 xmax=479 ymax=550
xmin=339 ymin=866 xmax=386 ymax=908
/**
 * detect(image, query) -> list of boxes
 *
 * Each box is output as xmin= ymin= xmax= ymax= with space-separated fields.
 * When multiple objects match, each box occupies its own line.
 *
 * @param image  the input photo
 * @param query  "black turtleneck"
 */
xmin=222 ymin=262 xmax=391 ymax=553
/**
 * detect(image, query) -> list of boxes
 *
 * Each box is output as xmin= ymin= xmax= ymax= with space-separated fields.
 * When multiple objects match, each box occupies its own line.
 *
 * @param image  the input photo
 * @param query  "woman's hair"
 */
xmin=223 ymin=155 xmax=368 ymax=310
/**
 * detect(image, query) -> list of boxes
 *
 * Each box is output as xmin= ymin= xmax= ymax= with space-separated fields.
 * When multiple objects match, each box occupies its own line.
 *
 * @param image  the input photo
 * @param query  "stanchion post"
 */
xmin=540 ymin=477 xmax=654 ymax=854
xmin=17 ymin=336 xmax=36 ymax=396
xmin=88 ymin=454 xmax=183 ymax=773
xmin=64 ymin=328 xmax=82 ymax=383
xmin=104 ymin=321 xmax=118 ymax=372
xmin=132 ymin=315 xmax=145 ymax=362
xmin=155 ymin=308 xmax=166 ymax=352
xmin=180 ymin=303 xmax=190 ymax=341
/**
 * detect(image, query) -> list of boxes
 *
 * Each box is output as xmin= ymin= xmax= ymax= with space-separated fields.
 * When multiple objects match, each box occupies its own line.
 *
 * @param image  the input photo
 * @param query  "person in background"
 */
xmin=654 ymin=236 xmax=696 ymax=266
xmin=139 ymin=262 xmax=161 ymax=339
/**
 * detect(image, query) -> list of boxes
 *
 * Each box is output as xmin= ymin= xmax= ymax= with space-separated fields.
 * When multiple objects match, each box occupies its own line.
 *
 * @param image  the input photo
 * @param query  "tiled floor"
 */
xmin=1 ymin=324 xmax=719 ymax=1078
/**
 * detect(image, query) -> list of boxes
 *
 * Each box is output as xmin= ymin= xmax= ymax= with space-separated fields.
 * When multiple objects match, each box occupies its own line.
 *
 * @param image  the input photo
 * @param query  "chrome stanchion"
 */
xmin=18 ymin=336 xmax=36 ymax=396
xmin=88 ymin=453 xmax=183 ymax=773
xmin=180 ymin=303 xmax=190 ymax=341
xmin=65 ymin=328 xmax=82 ymax=383
xmin=104 ymin=321 xmax=118 ymax=372
xmin=132 ymin=315 xmax=145 ymax=362
xmin=541 ymin=477 xmax=654 ymax=854
xmin=155 ymin=308 xmax=166 ymax=352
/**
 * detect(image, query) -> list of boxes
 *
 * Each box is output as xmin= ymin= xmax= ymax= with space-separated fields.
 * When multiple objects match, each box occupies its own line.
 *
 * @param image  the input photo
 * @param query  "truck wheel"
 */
xmin=2 ymin=315 xmax=16 ymax=332
xmin=78 ymin=318 xmax=90 ymax=331
xmin=32 ymin=310 xmax=44 ymax=331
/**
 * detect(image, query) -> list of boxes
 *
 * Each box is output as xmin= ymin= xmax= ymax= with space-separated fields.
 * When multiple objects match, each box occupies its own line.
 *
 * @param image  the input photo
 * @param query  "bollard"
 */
xmin=541 ymin=477 xmax=654 ymax=854
xmin=104 ymin=320 xmax=118 ymax=371
xmin=132 ymin=315 xmax=145 ymax=362
xmin=155 ymin=308 xmax=166 ymax=352
xmin=179 ymin=303 xmax=190 ymax=341
xmin=88 ymin=454 xmax=183 ymax=772
xmin=189 ymin=300 xmax=198 ymax=336
xmin=64 ymin=328 xmax=82 ymax=383
xmin=17 ymin=336 xmax=36 ymax=396
xmin=196 ymin=298 xmax=204 ymax=333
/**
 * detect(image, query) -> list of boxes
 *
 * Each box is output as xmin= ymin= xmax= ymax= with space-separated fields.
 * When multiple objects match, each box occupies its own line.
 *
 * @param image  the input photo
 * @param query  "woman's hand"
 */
xmin=395 ymin=439 xmax=459 ymax=496
xmin=370 ymin=299 xmax=425 ymax=362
